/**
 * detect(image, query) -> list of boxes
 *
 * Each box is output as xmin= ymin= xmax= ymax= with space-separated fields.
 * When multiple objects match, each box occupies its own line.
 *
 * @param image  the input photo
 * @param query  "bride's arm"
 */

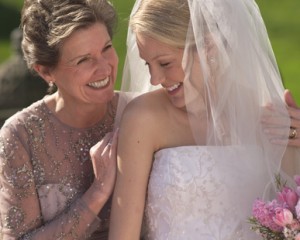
xmin=109 ymin=98 xmax=157 ymax=240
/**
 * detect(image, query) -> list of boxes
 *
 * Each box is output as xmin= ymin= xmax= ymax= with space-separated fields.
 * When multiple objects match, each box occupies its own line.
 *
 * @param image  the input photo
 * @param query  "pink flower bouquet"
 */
xmin=249 ymin=175 xmax=300 ymax=240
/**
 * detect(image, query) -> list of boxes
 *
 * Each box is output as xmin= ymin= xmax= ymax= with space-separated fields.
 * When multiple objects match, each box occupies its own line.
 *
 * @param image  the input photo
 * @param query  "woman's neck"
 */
xmin=44 ymin=92 xmax=110 ymax=129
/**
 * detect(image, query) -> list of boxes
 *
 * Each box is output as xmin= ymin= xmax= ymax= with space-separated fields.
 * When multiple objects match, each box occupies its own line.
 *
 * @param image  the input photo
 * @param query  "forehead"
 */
xmin=60 ymin=23 xmax=110 ymax=59
xmin=136 ymin=33 xmax=181 ymax=60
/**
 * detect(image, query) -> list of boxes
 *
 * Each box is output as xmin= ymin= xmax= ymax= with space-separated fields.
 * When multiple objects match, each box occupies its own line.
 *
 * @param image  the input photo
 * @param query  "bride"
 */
xmin=109 ymin=0 xmax=299 ymax=239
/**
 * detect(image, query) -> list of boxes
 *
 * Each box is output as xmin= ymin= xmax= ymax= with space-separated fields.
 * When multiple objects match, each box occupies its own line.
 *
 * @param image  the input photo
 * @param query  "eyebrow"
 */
xmin=67 ymin=54 xmax=90 ymax=64
xmin=136 ymin=37 xmax=174 ymax=62
xmin=66 ymin=39 xmax=112 ymax=64
xmin=151 ymin=54 xmax=173 ymax=61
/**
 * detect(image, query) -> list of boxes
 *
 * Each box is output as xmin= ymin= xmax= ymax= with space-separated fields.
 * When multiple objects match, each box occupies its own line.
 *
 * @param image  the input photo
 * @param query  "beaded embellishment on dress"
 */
xmin=0 ymin=99 xmax=116 ymax=239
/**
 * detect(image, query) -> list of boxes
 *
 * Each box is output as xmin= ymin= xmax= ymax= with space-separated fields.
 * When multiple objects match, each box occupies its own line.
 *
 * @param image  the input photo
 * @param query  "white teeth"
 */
xmin=167 ymin=83 xmax=180 ymax=92
xmin=88 ymin=77 xmax=109 ymax=88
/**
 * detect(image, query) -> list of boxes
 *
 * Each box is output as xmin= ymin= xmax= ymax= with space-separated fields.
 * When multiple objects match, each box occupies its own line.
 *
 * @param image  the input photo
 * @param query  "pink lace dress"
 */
xmin=0 ymin=98 xmax=116 ymax=239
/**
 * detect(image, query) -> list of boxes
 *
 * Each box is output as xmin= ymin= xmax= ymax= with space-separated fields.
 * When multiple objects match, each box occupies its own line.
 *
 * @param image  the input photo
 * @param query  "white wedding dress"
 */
xmin=142 ymin=146 xmax=270 ymax=240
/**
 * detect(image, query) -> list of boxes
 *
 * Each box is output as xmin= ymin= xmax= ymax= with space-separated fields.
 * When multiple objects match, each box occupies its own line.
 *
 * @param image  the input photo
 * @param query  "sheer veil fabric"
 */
xmin=117 ymin=0 xmax=293 ymax=199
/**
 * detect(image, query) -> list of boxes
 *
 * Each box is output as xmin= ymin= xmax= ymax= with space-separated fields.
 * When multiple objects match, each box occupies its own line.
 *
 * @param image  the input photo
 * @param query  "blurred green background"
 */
xmin=0 ymin=0 xmax=299 ymax=103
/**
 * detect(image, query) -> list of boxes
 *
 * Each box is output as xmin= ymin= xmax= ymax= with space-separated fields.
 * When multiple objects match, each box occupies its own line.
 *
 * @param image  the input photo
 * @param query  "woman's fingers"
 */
xmin=89 ymin=130 xmax=119 ymax=195
xmin=284 ymin=89 xmax=298 ymax=108
xmin=262 ymin=90 xmax=300 ymax=147
xmin=285 ymin=89 xmax=300 ymax=126
xmin=108 ymin=128 xmax=119 ymax=159
xmin=263 ymin=126 xmax=299 ymax=146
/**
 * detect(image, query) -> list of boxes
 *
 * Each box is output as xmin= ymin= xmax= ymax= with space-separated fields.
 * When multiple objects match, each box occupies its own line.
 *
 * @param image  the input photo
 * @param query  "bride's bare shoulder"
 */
xmin=120 ymin=89 xmax=166 ymax=126
xmin=126 ymin=89 xmax=166 ymax=113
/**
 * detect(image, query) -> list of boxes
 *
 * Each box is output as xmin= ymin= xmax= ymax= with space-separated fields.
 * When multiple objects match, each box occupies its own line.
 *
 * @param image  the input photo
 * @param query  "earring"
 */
xmin=49 ymin=81 xmax=54 ymax=87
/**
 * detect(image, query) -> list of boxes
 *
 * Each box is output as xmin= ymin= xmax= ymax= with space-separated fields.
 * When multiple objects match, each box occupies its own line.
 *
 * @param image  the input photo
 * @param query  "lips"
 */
xmin=87 ymin=77 xmax=110 ymax=89
xmin=166 ymin=83 xmax=181 ymax=92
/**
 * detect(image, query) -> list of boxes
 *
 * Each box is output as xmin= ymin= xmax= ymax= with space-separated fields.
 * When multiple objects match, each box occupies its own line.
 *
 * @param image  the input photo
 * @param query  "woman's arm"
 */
xmin=109 ymin=99 xmax=158 ymax=240
xmin=0 ymin=125 xmax=117 ymax=239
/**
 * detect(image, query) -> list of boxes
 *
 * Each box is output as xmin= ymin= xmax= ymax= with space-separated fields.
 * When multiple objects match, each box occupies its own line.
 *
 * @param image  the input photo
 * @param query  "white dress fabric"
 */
xmin=119 ymin=0 xmax=298 ymax=239
xmin=143 ymin=146 xmax=267 ymax=240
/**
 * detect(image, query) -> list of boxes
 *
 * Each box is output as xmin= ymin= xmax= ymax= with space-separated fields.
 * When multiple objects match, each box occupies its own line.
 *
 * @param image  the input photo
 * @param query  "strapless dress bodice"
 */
xmin=142 ymin=146 xmax=269 ymax=240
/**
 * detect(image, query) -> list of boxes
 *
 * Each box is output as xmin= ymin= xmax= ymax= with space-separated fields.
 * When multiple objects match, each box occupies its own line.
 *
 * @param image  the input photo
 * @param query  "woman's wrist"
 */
xmin=81 ymin=182 xmax=110 ymax=216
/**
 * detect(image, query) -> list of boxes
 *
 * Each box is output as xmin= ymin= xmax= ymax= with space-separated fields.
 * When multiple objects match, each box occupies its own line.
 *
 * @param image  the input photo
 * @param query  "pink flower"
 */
xmin=252 ymin=199 xmax=283 ymax=232
xmin=296 ymin=186 xmax=300 ymax=197
xmin=294 ymin=175 xmax=300 ymax=197
xmin=273 ymin=208 xmax=293 ymax=227
xmin=295 ymin=233 xmax=300 ymax=240
xmin=277 ymin=187 xmax=299 ymax=211
xmin=250 ymin=175 xmax=300 ymax=239
xmin=290 ymin=219 xmax=300 ymax=231
xmin=295 ymin=200 xmax=300 ymax=220
xmin=294 ymin=175 xmax=300 ymax=186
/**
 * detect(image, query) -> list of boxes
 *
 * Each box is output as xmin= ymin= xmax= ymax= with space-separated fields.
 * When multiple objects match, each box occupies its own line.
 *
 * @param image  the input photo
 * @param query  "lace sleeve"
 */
xmin=0 ymin=124 xmax=102 ymax=239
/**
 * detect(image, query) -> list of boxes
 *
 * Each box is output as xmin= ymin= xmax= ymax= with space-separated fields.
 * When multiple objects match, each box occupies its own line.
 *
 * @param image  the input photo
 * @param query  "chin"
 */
xmin=170 ymin=98 xmax=186 ymax=109
xmin=105 ymin=89 xmax=115 ymax=101
xmin=95 ymin=88 xmax=115 ymax=104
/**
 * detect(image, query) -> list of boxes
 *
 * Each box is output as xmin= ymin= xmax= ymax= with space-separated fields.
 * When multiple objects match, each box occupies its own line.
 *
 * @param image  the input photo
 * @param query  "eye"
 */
xmin=77 ymin=57 xmax=90 ymax=65
xmin=160 ymin=62 xmax=170 ymax=67
xmin=103 ymin=44 xmax=113 ymax=51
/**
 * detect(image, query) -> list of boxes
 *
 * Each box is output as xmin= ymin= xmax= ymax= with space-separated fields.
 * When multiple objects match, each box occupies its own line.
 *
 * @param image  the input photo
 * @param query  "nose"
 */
xmin=150 ymin=68 xmax=165 ymax=86
xmin=95 ymin=56 xmax=111 ymax=76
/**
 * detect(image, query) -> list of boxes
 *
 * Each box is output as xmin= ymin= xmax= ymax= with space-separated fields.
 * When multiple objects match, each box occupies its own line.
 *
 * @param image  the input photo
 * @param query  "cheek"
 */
xmin=109 ymin=49 xmax=119 ymax=67
xmin=112 ymin=54 xmax=119 ymax=78
xmin=72 ymin=68 xmax=92 ymax=81
xmin=52 ymin=68 xmax=76 ymax=85
xmin=108 ymin=51 xmax=119 ymax=78
xmin=170 ymin=67 xmax=185 ymax=82
xmin=113 ymin=53 xmax=119 ymax=69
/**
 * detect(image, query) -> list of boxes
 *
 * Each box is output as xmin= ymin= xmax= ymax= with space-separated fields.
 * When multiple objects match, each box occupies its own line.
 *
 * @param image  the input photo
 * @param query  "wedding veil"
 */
xmin=117 ymin=0 xmax=292 ymax=195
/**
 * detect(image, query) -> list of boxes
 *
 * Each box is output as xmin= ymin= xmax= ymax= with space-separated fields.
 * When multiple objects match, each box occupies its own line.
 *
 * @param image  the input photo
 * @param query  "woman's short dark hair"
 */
xmin=21 ymin=0 xmax=117 ymax=70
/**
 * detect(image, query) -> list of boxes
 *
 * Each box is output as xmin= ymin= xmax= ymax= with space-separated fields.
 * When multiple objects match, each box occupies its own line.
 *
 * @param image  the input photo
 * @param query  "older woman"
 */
xmin=0 ymin=0 xmax=118 ymax=239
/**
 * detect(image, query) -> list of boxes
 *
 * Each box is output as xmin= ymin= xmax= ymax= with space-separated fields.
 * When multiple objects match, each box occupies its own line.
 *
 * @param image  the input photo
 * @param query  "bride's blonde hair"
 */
xmin=129 ymin=0 xmax=190 ymax=48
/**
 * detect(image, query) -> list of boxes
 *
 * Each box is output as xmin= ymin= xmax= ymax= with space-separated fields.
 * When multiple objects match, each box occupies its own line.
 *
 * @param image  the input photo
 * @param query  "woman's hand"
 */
xmin=90 ymin=129 xmax=118 ymax=199
xmin=262 ymin=89 xmax=300 ymax=147
xmin=284 ymin=90 xmax=300 ymax=146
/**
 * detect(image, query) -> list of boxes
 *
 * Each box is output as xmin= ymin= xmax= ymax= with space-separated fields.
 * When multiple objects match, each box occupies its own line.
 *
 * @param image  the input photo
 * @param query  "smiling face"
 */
xmin=42 ymin=22 xmax=118 ymax=106
xmin=136 ymin=33 xmax=186 ymax=109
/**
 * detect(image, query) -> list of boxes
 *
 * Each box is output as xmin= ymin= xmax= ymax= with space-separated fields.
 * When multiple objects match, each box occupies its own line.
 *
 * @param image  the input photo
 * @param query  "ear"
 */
xmin=33 ymin=64 xmax=55 ymax=84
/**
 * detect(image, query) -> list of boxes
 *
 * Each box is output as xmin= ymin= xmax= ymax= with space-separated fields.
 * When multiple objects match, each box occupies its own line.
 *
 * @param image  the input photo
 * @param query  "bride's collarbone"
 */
xmin=161 ymin=121 xmax=195 ymax=147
